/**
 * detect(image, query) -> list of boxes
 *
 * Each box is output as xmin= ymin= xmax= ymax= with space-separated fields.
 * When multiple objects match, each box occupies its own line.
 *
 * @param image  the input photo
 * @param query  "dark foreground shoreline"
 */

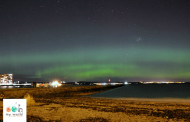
xmin=0 ymin=85 xmax=190 ymax=121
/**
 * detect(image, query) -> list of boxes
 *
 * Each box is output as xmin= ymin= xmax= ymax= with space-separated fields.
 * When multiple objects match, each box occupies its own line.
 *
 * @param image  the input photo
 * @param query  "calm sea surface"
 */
xmin=91 ymin=84 xmax=190 ymax=98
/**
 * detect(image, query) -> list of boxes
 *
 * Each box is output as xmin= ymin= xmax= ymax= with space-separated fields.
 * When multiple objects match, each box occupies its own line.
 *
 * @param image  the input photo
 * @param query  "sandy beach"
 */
xmin=0 ymin=85 xmax=190 ymax=121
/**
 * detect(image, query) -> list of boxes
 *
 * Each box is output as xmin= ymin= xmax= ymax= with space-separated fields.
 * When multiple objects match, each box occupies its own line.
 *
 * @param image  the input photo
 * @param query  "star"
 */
xmin=136 ymin=37 xmax=142 ymax=42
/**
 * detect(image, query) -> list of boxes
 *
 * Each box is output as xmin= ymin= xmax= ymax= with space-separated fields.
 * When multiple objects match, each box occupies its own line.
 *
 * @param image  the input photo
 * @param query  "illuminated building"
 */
xmin=0 ymin=74 xmax=13 ymax=84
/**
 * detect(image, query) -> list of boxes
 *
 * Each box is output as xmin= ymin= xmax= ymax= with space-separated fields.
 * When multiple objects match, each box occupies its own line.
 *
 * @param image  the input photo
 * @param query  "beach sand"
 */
xmin=0 ymin=85 xmax=190 ymax=121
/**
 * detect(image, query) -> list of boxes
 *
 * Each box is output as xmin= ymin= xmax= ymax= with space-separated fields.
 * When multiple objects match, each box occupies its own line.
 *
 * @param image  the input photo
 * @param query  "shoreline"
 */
xmin=91 ymin=97 xmax=190 ymax=103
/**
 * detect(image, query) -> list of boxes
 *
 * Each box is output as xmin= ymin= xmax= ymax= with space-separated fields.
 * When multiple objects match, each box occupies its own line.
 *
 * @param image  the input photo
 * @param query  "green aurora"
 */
xmin=1 ymin=46 xmax=190 ymax=81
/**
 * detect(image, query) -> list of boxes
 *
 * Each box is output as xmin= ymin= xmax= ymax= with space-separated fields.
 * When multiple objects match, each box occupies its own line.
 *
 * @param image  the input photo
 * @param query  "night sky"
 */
xmin=0 ymin=0 xmax=190 ymax=81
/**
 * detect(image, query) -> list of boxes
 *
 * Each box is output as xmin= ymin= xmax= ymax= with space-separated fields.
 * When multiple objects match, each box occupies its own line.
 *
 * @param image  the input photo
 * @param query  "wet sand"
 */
xmin=104 ymin=97 xmax=190 ymax=103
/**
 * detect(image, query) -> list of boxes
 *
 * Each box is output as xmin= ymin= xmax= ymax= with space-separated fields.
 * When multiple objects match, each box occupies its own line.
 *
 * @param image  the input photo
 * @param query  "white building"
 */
xmin=0 ymin=74 xmax=13 ymax=85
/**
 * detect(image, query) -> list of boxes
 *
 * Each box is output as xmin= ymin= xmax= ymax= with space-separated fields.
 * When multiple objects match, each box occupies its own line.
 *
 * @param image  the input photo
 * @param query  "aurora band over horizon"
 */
xmin=1 ymin=46 xmax=190 ymax=81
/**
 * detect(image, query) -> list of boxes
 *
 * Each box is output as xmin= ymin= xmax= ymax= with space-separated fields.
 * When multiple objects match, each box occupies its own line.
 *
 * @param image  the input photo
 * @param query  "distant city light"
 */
xmin=0 ymin=73 xmax=13 ymax=85
xmin=124 ymin=82 xmax=128 ymax=85
xmin=50 ymin=81 xmax=62 ymax=87
xmin=139 ymin=81 xmax=185 ymax=84
xmin=102 ymin=83 xmax=107 ymax=85
xmin=108 ymin=78 xmax=111 ymax=82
